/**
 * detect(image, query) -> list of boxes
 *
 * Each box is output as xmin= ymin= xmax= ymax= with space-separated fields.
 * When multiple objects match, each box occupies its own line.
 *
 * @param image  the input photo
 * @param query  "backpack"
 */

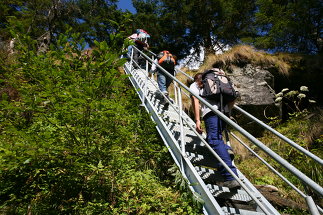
xmin=134 ymin=29 xmax=150 ymax=48
xmin=136 ymin=29 xmax=149 ymax=35
xmin=157 ymin=51 xmax=176 ymax=71
xmin=201 ymin=69 xmax=238 ymax=105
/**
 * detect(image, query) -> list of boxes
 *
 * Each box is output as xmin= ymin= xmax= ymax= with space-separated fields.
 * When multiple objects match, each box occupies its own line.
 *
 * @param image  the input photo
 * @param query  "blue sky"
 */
xmin=117 ymin=0 xmax=136 ymax=14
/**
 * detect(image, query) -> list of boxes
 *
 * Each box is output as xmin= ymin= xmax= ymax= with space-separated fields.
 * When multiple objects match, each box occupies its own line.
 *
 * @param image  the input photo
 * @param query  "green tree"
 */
xmin=131 ymin=0 xmax=256 ymax=57
xmin=1 ymin=0 xmax=127 ymax=50
xmin=75 ymin=0 xmax=123 ymax=46
xmin=254 ymin=0 xmax=323 ymax=53
xmin=130 ymin=0 xmax=321 ymax=55
xmin=131 ymin=0 xmax=161 ymax=50
xmin=5 ymin=1 xmax=78 ymax=37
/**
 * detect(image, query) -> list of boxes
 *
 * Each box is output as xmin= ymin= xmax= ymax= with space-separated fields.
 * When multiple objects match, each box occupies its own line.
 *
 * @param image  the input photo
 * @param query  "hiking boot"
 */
xmin=162 ymin=101 xmax=169 ymax=110
xmin=160 ymin=91 xmax=170 ymax=110
xmin=154 ymin=91 xmax=163 ymax=99
xmin=222 ymin=180 xmax=240 ymax=189
xmin=162 ymin=91 xmax=169 ymax=98
xmin=160 ymin=99 xmax=169 ymax=110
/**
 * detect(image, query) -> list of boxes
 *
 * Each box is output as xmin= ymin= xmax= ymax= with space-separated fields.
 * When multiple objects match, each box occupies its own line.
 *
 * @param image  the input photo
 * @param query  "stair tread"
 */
xmin=221 ymin=206 xmax=265 ymax=215
xmin=206 ymin=184 xmax=253 ymax=202
xmin=187 ymin=151 xmax=222 ymax=168
xmin=194 ymin=166 xmax=226 ymax=183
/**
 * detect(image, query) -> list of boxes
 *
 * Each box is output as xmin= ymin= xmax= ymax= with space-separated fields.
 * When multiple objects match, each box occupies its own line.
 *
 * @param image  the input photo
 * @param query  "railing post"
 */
xmin=151 ymin=55 xmax=155 ymax=80
xmin=141 ymin=56 xmax=149 ymax=107
xmin=306 ymin=196 xmax=320 ymax=215
xmin=174 ymin=82 xmax=178 ymax=105
xmin=145 ymin=57 xmax=149 ymax=76
xmin=177 ymin=86 xmax=185 ymax=172
xmin=129 ymin=46 xmax=134 ymax=72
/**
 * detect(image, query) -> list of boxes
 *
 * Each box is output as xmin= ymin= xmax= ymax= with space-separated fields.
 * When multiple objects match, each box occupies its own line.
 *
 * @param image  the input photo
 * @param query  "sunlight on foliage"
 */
xmin=0 ymin=31 xmax=202 ymax=214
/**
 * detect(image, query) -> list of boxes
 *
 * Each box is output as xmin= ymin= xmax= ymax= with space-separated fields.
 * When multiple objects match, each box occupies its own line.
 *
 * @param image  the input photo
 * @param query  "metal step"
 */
xmin=186 ymin=151 xmax=204 ymax=163
xmin=165 ymin=123 xmax=196 ymax=141
xmin=184 ymin=133 xmax=206 ymax=144
xmin=159 ymin=109 xmax=192 ymax=123
xmin=207 ymin=184 xmax=253 ymax=203
xmin=155 ymin=101 xmax=177 ymax=113
xmin=194 ymin=166 xmax=260 ymax=213
xmin=186 ymin=151 xmax=219 ymax=168
xmin=221 ymin=206 xmax=265 ymax=215
xmin=194 ymin=166 xmax=226 ymax=183
xmin=164 ymin=120 xmax=196 ymax=133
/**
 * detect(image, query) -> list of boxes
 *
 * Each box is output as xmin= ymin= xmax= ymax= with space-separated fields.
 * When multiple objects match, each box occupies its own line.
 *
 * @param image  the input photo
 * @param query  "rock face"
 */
xmin=255 ymin=185 xmax=307 ymax=211
xmin=227 ymin=64 xmax=275 ymax=105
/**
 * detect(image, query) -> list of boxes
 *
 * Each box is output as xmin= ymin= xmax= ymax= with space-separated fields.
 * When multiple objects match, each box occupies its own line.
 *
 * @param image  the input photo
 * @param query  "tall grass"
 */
xmin=200 ymin=45 xmax=291 ymax=75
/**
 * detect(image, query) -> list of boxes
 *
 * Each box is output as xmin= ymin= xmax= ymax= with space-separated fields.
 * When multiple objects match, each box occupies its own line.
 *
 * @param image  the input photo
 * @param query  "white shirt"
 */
xmin=189 ymin=82 xmax=229 ymax=118
xmin=151 ymin=58 xmax=158 ymax=72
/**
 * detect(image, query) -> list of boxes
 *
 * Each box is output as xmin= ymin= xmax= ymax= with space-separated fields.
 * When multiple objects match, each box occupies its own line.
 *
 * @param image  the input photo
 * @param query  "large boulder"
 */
xmin=228 ymin=64 xmax=275 ymax=106
xmin=225 ymin=64 xmax=277 ymax=137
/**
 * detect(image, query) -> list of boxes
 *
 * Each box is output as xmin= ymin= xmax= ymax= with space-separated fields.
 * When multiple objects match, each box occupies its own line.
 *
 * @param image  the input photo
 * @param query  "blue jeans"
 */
xmin=127 ymin=45 xmax=133 ymax=59
xmin=127 ymin=45 xmax=141 ymax=63
xmin=204 ymin=112 xmax=238 ymax=181
xmin=157 ymin=70 xmax=173 ymax=93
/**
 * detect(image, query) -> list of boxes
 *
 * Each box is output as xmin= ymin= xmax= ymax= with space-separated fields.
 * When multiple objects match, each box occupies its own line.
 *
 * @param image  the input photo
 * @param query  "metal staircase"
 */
xmin=123 ymin=46 xmax=323 ymax=215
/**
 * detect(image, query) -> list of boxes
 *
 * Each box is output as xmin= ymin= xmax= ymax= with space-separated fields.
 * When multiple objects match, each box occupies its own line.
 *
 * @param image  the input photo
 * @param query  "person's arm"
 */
xmin=191 ymin=96 xmax=203 ymax=133
xmin=143 ymin=42 xmax=149 ymax=50
xmin=150 ymin=59 xmax=157 ymax=73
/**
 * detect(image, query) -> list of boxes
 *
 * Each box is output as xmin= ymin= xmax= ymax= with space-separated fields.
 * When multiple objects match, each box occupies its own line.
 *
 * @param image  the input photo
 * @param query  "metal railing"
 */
xmin=126 ymin=45 xmax=322 ymax=215
xmin=171 ymin=60 xmax=323 ymax=214
xmin=233 ymin=105 xmax=323 ymax=166
xmin=128 ymin=46 xmax=277 ymax=214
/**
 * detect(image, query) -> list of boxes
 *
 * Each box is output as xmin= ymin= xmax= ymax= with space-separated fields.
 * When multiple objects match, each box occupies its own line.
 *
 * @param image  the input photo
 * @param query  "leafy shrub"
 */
xmin=274 ymin=86 xmax=316 ymax=121
xmin=0 ymin=33 xmax=201 ymax=214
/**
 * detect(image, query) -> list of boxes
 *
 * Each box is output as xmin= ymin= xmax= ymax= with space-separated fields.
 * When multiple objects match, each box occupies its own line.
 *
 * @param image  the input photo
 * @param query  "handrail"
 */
xmin=171 ymin=68 xmax=323 ymax=166
xmin=133 ymin=46 xmax=323 ymax=195
xmin=229 ymin=132 xmax=306 ymax=197
xmin=172 ymin=63 xmax=323 ymax=213
xmin=147 ymin=49 xmax=156 ymax=57
xmin=229 ymin=131 xmax=322 ymax=214
xmin=175 ymin=68 xmax=194 ymax=80
xmin=233 ymin=105 xmax=323 ymax=166
xmin=128 ymin=46 xmax=323 ymax=214
xmin=168 ymin=65 xmax=323 ymax=167
xmin=129 ymin=46 xmax=273 ymax=214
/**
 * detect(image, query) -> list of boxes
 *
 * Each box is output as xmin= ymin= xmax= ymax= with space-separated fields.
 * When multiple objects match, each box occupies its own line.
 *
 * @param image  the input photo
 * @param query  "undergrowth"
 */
xmin=0 ymin=32 xmax=202 ymax=214
xmin=234 ymin=107 xmax=322 ymax=213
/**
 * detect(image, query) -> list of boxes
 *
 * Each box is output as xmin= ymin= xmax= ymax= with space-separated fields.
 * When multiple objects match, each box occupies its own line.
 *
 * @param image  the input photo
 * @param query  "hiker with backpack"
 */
xmin=189 ymin=69 xmax=240 ymax=189
xmin=150 ymin=50 xmax=176 ymax=109
xmin=127 ymin=29 xmax=150 ymax=65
